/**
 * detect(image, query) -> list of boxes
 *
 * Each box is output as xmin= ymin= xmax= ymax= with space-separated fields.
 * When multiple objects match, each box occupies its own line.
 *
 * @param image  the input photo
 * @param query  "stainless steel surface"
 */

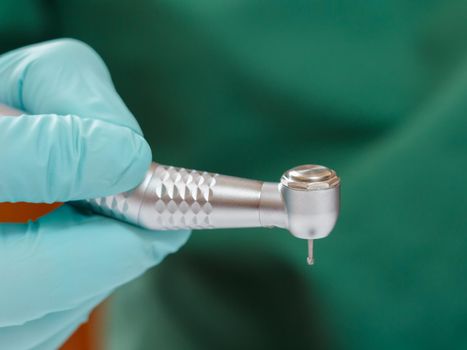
xmin=307 ymin=240 xmax=314 ymax=266
xmin=83 ymin=163 xmax=340 ymax=243
xmin=83 ymin=163 xmax=286 ymax=230
xmin=281 ymin=164 xmax=340 ymax=190
xmin=85 ymin=163 xmax=272 ymax=230
xmin=279 ymin=164 xmax=340 ymax=240
xmin=0 ymin=103 xmax=341 ymax=263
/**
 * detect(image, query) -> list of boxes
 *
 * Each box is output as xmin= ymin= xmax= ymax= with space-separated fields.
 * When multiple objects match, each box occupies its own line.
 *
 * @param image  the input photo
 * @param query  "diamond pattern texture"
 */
xmin=82 ymin=164 xmax=219 ymax=230
xmin=84 ymin=189 xmax=135 ymax=223
xmin=149 ymin=165 xmax=218 ymax=229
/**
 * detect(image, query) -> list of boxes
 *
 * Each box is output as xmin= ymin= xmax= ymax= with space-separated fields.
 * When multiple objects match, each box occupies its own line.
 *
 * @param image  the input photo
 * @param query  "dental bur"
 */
xmin=81 ymin=163 xmax=340 ymax=265
xmin=0 ymin=103 xmax=340 ymax=265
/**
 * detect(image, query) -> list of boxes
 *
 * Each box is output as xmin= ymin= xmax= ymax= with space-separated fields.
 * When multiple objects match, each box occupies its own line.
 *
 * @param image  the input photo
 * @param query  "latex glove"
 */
xmin=0 ymin=39 xmax=190 ymax=349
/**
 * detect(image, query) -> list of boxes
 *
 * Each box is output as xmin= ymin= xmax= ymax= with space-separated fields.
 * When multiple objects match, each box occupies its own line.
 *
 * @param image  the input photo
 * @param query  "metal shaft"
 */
xmin=81 ymin=163 xmax=288 ymax=231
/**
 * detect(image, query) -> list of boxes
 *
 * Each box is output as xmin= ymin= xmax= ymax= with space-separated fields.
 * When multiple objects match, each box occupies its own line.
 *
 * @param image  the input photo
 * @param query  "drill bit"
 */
xmin=307 ymin=239 xmax=314 ymax=265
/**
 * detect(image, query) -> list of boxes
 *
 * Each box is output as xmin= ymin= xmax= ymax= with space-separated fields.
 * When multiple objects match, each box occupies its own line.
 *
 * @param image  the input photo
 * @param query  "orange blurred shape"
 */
xmin=0 ymin=202 xmax=63 ymax=222
xmin=0 ymin=202 xmax=104 ymax=350
xmin=60 ymin=304 xmax=106 ymax=350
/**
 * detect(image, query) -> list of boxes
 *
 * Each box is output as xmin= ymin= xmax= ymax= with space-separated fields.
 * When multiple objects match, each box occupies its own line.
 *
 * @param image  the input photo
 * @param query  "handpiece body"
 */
xmin=82 ymin=163 xmax=288 ymax=231
xmin=80 ymin=162 xmax=340 ymax=243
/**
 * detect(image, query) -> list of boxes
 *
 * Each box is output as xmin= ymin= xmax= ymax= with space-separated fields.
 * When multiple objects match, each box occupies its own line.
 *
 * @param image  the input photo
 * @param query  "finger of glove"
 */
xmin=0 ymin=38 xmax=143 ymax=134
xmin=0 ymin=293 xmax=108 ymax=350
xmin=0 ymin=113 xmax=151 ymax=202
xmin=0 ymin=205 xmax=190 ymax=327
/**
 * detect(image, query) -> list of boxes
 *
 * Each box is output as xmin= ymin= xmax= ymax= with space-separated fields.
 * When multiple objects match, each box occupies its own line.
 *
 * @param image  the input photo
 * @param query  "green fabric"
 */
xmin=2 ymin=1 xmax=467 ymax=349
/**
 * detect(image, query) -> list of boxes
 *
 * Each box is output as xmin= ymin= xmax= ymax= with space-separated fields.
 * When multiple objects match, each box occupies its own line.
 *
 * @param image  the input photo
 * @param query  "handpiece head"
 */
xmin=280 ymin=165 xmax=340 ymax=240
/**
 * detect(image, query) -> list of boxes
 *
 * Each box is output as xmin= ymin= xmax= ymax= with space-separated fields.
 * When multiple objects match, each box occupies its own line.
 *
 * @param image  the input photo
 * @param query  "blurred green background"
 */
xmin=2 ymin=0 xmax=467 ymax=349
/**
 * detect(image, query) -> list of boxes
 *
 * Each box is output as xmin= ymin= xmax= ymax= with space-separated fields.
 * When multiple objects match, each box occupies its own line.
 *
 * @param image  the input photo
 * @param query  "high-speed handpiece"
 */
xmin=0 ymin=103 xmax=340 ymax=264
xmin=81 ymin=162 xmax=341 ymax=264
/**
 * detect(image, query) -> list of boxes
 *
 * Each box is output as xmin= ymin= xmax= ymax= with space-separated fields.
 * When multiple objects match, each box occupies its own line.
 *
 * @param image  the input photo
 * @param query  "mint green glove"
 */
xmin=0 ymin=39 xmax=190 ymax=349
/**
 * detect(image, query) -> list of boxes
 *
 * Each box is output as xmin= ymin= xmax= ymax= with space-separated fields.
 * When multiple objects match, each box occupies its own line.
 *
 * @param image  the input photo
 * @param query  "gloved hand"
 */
xmin=0 ymin=39 xmax=190 ymax=350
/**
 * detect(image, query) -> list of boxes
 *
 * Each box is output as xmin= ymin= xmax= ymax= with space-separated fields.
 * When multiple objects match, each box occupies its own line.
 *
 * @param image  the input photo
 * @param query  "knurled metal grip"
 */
xmin=82 ymin=163 xmax=287 ymax=231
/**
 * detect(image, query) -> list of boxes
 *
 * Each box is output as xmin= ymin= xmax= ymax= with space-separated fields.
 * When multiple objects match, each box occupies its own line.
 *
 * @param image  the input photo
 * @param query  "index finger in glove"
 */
xmin=0 ymin=39 xmax=152 ymax=202
xmin=0 ymin=38 xmax=142 ymax=133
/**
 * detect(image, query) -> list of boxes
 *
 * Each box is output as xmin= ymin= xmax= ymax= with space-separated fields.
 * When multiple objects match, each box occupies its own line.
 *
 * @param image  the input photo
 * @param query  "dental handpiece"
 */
xmin=82 ymin=163 xmax=340 ymax=264
xmin=0 ymin=104 xmax=340 ymax=264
